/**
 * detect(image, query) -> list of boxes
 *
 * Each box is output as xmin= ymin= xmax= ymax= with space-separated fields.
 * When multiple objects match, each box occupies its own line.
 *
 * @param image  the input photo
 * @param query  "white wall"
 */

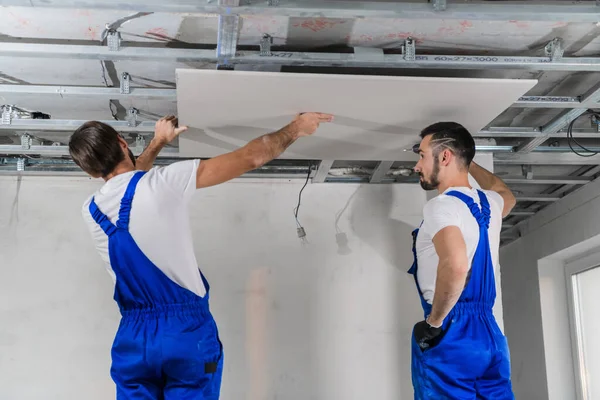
xmin=500 ymin=176 xmax=600 ymax=400
xmin=0 ymin=176 xmax=427 ymax=400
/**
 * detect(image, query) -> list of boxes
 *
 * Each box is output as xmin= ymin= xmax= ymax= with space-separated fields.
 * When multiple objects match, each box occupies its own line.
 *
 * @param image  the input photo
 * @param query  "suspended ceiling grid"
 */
xmin=0 ymin=1 xmax=600 ymax=245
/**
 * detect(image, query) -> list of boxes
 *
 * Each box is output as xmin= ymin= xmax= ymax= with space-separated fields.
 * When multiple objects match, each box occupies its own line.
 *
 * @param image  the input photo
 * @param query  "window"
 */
xmin=566 ymin=254 xmax=600 ymax=400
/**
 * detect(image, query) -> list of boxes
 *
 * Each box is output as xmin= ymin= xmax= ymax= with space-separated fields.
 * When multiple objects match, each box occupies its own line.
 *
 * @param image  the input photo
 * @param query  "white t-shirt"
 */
xmin=82 ymin=159 xmax=207 ymax=297
xmin=415 ymin=187 xmax=504 ymax=304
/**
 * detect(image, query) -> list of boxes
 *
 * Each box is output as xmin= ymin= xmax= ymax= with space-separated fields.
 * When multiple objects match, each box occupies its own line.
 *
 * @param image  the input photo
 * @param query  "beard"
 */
xmin=127 ymin=148 xmax=136 ymax=167
xmin=419 ymin=159 xmax=440 ymax=191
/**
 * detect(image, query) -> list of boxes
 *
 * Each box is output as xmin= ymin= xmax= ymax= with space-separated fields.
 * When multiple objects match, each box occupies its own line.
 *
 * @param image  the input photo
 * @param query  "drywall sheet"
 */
xmin=176 ymin=70 xmax=537 ymax=161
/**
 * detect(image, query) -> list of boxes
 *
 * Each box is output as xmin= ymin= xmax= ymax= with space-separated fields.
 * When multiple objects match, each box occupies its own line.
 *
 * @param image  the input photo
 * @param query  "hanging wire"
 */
xmin=293 ymin=163 xmax=313 ymax=229
xmin=566 ymin=110 xmax=600 ymax=157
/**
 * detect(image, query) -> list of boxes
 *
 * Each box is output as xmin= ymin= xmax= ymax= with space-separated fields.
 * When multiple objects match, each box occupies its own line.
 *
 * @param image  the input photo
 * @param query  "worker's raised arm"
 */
xmin=136 ymin=116 xmax=188 ymax=171
xmin=427 ymin=226 xmax=470 ymax=327
xmin=195 ymin=112 xmax=333 ymax=189
xmin=469 ymin=161 xmax=516 ymax=217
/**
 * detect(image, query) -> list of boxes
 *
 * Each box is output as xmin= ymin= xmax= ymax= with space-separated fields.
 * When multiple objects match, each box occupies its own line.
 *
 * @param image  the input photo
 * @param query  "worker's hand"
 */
xmin=290 ymin=112 xmax=334 ymax=138
xmin=413 ymin=320 xmax=443 ymax=351
xmin=154 ymin=115 xmax=188 ymax=145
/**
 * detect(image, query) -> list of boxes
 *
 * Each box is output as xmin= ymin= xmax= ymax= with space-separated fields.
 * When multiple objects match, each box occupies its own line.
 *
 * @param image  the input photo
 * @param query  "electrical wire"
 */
xmin=294 ymin=164 xmax=312 ymax=229
xmin=567 ymin=110 xmax=600 ymax=157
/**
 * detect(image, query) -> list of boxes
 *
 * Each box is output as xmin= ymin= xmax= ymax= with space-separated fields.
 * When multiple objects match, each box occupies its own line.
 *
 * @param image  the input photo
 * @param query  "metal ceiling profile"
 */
xmin=3 ymin=43 xmax=600 ymax=72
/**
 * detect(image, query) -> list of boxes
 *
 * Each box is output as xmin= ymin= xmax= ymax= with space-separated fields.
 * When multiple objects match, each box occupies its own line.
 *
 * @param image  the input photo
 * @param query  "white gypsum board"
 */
xmin=176 ymin=70 xmax=537 ymax=161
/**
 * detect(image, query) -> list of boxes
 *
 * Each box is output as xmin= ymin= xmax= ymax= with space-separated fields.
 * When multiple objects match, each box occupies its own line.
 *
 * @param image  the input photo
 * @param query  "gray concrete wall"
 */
xmin=501 ymin=176 xmax=600 ymax=400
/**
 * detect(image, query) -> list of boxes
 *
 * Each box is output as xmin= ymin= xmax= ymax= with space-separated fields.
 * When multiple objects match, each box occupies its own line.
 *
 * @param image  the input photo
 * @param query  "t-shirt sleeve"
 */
xmin=421 ymin=197 xmax=462 ymax=239
xmin=153 ymin=159 xmax=200 ymax=202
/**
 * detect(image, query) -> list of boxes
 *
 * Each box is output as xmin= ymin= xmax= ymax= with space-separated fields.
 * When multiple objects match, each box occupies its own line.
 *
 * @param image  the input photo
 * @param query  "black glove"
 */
xmin=413 ymin=320 xmax=443 ymax=351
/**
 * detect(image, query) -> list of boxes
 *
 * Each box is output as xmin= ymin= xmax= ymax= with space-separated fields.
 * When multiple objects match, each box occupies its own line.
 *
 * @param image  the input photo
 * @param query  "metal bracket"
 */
xmin=402 ymin=37 xmax=416 ymax=61
xmin=106 ymin=29 xmax=122 ymax=51
xmin=312 ymin=160 xmax=334 ymax=183
xmin=135 ymin=135 xmax=146 ymax=151
xmin=370 ymin=161 xmax=395 ymax=183
xmin=120 ymin=72 xmax=131 ymax=94
xmin=522 ymin=165 xmax=533 ymax=180
xmin=545 ymin=38 xmax=564 ymax=62
xmin=433 ymin=0 xmax=447 ymax=11
xmin=126 ymin=108 xmax=138 ymax=127
xmin=1 ymin=105 xmax=12 ymax=125
xmin=16 ymin=158 xmax=25 ymax=172
xmin=260 ymin=34 xmax=273 ymax=56
xmin=20 ymin=133 xmax=32 ymax=150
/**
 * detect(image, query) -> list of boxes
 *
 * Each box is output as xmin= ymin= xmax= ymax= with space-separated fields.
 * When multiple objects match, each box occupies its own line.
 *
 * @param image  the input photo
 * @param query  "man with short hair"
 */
xmin=69 ymin=112 xmax=333 ymax=399
xmin=409 ymin=122 xmax=516 ymax=399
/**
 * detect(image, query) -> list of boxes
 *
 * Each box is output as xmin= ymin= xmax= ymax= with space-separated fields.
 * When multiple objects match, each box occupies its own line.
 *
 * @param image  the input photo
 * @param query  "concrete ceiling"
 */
xmin=1 ymin=1 xmax=600 ymax=243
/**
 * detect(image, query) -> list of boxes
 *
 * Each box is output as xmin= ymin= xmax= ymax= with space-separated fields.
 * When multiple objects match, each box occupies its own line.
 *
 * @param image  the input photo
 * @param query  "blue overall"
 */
xmin=408 ymin=190 xmax=514 ymax=399
xmin=89 ymin=171 xmax=223 ymax=400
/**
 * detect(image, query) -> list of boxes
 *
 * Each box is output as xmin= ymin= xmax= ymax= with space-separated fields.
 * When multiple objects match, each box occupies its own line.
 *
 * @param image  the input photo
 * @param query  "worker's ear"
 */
xmin=440 ymin=148 xmax=453 ymax=166
xmin=117 ymin=135 xmax=129 ymax=149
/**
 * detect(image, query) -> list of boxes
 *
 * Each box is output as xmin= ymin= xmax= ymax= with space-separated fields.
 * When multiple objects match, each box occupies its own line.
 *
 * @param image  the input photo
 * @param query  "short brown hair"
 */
xmin=69 ymin=121 xmax=125 ymax=177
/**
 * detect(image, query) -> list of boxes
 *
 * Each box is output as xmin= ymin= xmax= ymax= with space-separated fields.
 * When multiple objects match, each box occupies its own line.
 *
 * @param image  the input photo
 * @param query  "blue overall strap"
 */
xmin=117 ymin=171 xmax=146 ymax=230
xmin=445 ymin=189 xmax=495 ymax=306
xmin=445 ymin=189 xmax=490 ymax=229
xmin=89 ymin=199 xmax=117 ymax=236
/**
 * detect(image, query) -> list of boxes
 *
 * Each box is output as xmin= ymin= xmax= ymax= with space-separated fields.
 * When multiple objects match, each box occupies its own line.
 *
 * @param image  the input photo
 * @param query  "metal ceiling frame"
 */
xmin=2 ymin=1 xmax=600 ymax=245
xmin=4 ymin=42 xmax=600 ymax=72
xmin=2 ymin=119 xmax=600 ymax=140
xmin=1 ymin=0 xmax=599 ymax=22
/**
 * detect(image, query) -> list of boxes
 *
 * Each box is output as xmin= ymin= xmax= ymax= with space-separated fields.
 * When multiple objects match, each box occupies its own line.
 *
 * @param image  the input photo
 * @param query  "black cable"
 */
xmin=294 ymin=164 xmax=312 ymax=227
xmin=566 ymin=110 xmax=600 ymax=157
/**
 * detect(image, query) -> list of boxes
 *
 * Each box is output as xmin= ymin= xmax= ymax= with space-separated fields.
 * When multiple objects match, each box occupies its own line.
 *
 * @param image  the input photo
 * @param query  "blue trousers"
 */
xmin=411 ymin=305 xmax=513 ymax=400
xmin=111 ymin=304 xmax=224 ymax=400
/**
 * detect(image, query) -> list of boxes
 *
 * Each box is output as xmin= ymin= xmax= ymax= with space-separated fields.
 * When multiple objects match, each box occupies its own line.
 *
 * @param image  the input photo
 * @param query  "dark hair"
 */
xmin=69 ymin=121 xmax=125 ymax=177
xmin=420 ymin=122 xmax=475 ymax=169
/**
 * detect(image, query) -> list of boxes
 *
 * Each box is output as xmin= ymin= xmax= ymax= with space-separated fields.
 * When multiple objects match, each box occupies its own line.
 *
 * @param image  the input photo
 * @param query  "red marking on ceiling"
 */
xmin=459 ymin=20 xmax=473 ymax=29
xmin=146 ymin=27 xmax=168 ymax=37
xmin=7 ymin=11 xmax=30 ymax=28
xmin=509 ymin=20 xmax=530 ymax=29
xmin=86 ymin=26 xmax=98 ymax=40
xmin=437 ymin=26 xmax=455 ymax=35
xmin=292 ymin=18 xmax=347 ymax=32
xmin=383 ymin=32 xmax=422 ymax=41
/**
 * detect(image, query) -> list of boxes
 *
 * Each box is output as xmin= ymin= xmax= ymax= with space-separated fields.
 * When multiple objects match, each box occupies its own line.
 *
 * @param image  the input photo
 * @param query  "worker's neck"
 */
xmin=104 ymin=163 xmax=136 ymax=182
xmin=437 ymin=173 xmax=471 ymax=194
